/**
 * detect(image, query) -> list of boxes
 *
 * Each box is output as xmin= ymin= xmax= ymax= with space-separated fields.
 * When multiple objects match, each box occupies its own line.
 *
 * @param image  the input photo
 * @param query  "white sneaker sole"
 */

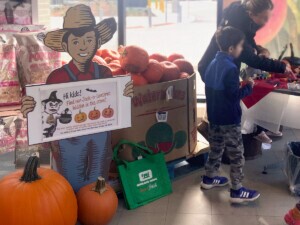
xmin=230 ymin=193 xmax=260 ymax=204
xmin=254 ymin=136 xmax=272 ymax=144
xmin=201 ymin=181 xmax=229 ymax=190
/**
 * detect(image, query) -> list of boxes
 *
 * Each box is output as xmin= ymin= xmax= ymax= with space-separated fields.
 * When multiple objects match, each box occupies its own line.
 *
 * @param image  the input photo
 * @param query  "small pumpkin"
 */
xmin=102 ymin=106 xmax=114 ymax=118
xmin=0 ymin=156 xmax=78 ymax=225
xmin=89 ymin=107 xmax=101 ymax=120
xmin=75 ymin=110 xmax=87 ymax=123
xmin=77 ymin=177 xmax=118 ymax=225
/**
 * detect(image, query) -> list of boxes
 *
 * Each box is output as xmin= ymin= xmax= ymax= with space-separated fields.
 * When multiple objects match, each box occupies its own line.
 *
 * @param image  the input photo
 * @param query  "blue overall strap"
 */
xmin=93 ymin=62 xmax=100 ymax=79
xmin=63 ymin=64 xmax=77 ymax=81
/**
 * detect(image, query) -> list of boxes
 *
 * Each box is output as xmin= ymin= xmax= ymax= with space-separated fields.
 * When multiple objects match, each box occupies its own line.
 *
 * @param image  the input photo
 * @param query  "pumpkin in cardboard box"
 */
xmin=119 ymin=45 xmax=149 ymax=73
xmin=142 ymin=59 xmax=164 ymax=83
xmin=173 ymin=59 xmax=194 ymax=75
xmin=149 ymin=53 xmax=167 ymax=62
xmin=0 ymin=156 xmax=77 ymax=225
xmin=131 ymin=73 xmax=148 ymax=86
xmin=160 ymin=61 xmax=180 ymax=81
xmin=101 ymin=49 xmax=120 ymax=60
xmin=167 ymin=53 xmax=184 ymax=62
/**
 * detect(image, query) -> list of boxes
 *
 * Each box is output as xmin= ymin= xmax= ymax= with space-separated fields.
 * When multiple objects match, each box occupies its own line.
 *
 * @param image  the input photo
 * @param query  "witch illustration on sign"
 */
xmin=41 ymin=91 xmax=63 ymax=138
xmin=21 ymin=4 xmax=133 ymax=191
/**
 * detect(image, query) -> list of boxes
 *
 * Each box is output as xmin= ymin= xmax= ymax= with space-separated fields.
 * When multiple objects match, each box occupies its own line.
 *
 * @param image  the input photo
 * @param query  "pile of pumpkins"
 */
xmin=93 ymin=45 xmax=195 ymax=86
xmin=0 ymin=156 xmax=118 ymax=225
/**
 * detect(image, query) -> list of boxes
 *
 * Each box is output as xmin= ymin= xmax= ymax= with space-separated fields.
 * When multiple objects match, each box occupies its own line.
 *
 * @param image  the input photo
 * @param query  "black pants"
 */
xmin=256 ymin=126 xmax=267 ymax=135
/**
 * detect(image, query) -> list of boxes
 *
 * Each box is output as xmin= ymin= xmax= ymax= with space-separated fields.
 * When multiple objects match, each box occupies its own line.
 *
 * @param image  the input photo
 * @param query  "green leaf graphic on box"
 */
xmin=145 ymin=122 xmax=187 ymax=154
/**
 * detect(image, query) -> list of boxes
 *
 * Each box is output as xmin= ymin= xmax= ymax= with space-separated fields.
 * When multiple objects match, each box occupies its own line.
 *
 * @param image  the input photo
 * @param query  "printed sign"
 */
xmin=26 ymin=76 xmax=131 ymax=145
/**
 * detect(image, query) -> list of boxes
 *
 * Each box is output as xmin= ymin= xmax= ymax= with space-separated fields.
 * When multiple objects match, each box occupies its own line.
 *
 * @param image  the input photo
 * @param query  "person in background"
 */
xmin=197 ymin=0 xmax=293 ymax=137
xmin=201 ymin=26 xmax=259 ymax=203
xmin=245 ymin=46 xmax=283 ymax=144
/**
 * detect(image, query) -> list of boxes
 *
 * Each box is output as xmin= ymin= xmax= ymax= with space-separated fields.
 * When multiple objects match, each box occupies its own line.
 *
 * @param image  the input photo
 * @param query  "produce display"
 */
xmin=95 ymin=45 xmax=195 ymax=86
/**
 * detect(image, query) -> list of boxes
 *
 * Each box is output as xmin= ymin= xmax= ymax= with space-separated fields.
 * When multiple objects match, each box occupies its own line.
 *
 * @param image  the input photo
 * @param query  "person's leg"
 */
xmin=254 ymin=125 xmax=272 ymax=144
xmin=205 ymin=124 xmax=225 ymax=178
xmin=201 ymin=124 xmax=229 ymax=189
xmin=224 ymin=125 xmax=245 ymax=190
xmin=224 ymin=125 xmax=260 ymax=203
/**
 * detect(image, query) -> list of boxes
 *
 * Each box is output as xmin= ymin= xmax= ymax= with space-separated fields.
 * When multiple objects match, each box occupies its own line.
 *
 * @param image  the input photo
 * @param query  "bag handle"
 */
xmin=113 ymin=140 xmax=154 ymax=165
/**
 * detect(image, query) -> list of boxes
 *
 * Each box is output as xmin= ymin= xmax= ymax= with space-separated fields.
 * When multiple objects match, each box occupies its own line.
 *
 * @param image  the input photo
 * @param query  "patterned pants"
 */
xmin=205 ymin=124 xmax=245 ymax=190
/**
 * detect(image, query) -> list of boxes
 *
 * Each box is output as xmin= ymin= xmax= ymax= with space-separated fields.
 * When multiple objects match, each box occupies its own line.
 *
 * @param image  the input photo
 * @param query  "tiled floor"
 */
xmin=1 ymin=128 xmax=300 ymax=225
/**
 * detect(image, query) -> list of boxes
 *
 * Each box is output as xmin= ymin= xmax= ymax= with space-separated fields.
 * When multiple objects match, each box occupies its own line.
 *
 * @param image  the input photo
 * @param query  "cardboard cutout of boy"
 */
xmin=21 ymin=4 xmax=133 ymax=192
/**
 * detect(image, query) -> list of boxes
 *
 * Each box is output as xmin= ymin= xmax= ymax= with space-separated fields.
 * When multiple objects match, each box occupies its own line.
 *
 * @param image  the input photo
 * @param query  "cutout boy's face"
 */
xmin=65 ymin=30 xmax=98 ymax=64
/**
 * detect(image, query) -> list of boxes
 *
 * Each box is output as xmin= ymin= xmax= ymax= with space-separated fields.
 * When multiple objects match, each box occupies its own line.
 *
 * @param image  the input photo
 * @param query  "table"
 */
xmin=242 ymin=88 xmax=300 ymax=133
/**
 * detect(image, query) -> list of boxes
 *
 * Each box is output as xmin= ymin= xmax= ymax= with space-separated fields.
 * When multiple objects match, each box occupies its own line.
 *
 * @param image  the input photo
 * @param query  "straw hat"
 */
xmin=44 ymin=4 xmax=117 ymax=52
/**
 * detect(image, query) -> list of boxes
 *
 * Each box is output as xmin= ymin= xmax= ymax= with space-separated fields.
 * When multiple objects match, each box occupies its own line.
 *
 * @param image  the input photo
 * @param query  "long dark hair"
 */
xmin=242 ymin=0 xmax=274 ymax=15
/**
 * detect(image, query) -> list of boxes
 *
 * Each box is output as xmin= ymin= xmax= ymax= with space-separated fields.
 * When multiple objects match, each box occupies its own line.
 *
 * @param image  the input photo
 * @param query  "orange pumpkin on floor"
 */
xmin=102 ymin=106 xmax=114 ymax=118
xmin=0 ymin=156 xmax=77 ymax=225
xmin=119 ymin=45 xmax=149 ymax=73
xmin=77 ymin=177 xmax=118 ymax=225
xmin=75 ymin=110 xmax=87 ymax=123
xmin=89 ymin=107 xmax=101 ymax=120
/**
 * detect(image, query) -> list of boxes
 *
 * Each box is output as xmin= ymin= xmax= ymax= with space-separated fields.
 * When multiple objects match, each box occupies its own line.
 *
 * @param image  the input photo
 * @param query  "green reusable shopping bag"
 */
xmin=113 ymin=140 xmax=172 ymax=210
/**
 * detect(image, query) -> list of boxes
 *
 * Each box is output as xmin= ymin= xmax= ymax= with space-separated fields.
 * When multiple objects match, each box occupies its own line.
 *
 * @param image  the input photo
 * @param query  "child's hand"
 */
xmin=21 ymin=96 xmax=36 ymax=118
xmin=246 ymin=78 xmax=255 ymax=88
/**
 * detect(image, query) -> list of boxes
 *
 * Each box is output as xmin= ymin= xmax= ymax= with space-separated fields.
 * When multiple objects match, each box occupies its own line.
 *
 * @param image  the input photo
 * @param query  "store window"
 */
xmin=125 ymin=0 xmax=217 ymax=97
xmin=48 ymin=0 xmax=217 ymax=97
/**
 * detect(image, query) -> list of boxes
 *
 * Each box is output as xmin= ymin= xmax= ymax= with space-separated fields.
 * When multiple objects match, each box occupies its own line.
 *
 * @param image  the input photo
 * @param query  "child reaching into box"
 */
xmin=201 ymin=26 xmax=259 ymax=203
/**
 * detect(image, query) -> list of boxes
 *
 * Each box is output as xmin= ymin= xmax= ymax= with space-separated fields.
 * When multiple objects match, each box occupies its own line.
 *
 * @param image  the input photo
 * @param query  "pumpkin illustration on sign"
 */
xmin=132 ymin=122 xmax=187 ymax=157
xmin=89 ymin=107 xmax=101 ymax=120
xmin=102 ymin=106 xmax=114 ymax=118
xmin=75 ymin=110 xmax=87 ymax=123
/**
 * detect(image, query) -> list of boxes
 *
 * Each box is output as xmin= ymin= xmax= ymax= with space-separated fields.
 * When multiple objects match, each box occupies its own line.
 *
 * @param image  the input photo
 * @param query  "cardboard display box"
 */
xmin=112 ymin=74 xmax=197 ymax=162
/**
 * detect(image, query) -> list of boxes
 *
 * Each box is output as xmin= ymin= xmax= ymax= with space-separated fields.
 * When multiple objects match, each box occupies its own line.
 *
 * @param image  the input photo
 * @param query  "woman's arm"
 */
xmin=240 ymin=43 xmax=286 ymax=73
